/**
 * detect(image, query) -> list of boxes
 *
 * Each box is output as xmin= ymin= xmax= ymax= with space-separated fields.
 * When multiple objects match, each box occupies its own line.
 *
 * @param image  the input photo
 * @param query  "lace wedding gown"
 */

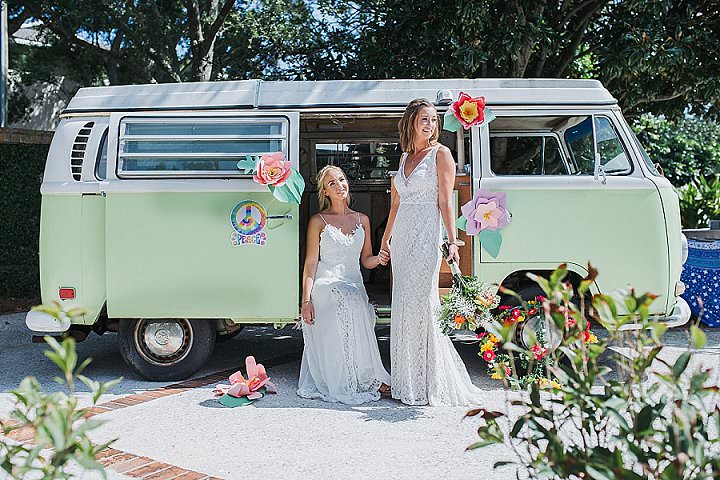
xmin=297 ymin=214 xmax=391 ymax=405
xmin=391 ymin=145 xmax=485 ymax=406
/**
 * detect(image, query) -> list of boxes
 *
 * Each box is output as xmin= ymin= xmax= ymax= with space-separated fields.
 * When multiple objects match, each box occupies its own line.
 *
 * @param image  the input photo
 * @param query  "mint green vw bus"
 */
xmin=26 ymin=79 xmax=690 ymax=380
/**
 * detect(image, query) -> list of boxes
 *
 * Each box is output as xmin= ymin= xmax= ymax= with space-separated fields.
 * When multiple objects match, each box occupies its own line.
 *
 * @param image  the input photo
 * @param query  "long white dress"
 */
xmin=391 ymin=144 xmax=485 ymax=406
xmin=297 ymin=214 xmax=391 ymax=405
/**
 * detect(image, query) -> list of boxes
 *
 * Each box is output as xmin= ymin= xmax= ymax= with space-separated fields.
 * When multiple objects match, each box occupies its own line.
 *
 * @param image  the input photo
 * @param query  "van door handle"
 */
xmin=266 ymin=213 xmax=293 ymax=230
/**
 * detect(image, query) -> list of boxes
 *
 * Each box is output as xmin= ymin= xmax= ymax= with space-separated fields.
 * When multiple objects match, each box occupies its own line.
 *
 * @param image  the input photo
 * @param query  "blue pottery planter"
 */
xmin=681 ymin=239 xmax=720 ymax=327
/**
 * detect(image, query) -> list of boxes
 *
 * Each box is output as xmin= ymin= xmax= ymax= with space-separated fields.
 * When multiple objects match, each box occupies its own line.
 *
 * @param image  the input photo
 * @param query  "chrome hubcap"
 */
xmin=135 ymin=319 xmax=193 ymax=366
xmin=520 ymin=314 xmax=563 ymax=352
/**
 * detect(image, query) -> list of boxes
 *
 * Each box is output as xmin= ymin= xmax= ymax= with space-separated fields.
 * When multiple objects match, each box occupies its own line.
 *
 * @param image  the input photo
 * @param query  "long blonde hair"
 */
xmin=398 ymin=98 xmax=439 ymax=153
xmin=316 ymin=165 xmax=351 ymax=211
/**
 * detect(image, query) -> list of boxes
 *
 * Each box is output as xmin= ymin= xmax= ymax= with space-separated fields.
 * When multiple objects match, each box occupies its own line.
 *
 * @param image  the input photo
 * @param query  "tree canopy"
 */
xmin=7 ymin=0 xmax=720 ymax=120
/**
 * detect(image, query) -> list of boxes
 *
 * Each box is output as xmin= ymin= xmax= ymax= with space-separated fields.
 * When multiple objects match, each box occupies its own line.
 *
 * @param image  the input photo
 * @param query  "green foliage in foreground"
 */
xmin=469 ymin=265 xmax=720 ymax=479
xmin=0 ymin=304 xmax=120 ymax=479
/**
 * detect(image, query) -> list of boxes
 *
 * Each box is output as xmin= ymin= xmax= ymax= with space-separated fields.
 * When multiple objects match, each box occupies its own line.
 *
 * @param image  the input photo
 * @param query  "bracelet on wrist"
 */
xmin=302 ymin=299 xmax=312 ymax=305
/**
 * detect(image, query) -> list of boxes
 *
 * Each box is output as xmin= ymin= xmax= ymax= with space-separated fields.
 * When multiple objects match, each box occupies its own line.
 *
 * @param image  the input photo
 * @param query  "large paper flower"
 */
xmin=214 ymin=356 xmax=277 ymax=404
xmin=254 ymin=152 xmax=292 ymax=187
xmin=460 ymin=189 xmax=510 ymax=235
xmin=451 ymin=92 xmax=486 ymax=129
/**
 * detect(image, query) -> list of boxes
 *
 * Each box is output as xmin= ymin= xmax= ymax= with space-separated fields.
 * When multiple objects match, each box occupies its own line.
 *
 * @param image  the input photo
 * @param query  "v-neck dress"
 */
xmin=391 ymin=144 xmax=485 ymax=406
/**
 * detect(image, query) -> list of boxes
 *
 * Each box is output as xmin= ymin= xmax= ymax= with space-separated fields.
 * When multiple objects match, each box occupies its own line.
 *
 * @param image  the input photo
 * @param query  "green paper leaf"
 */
xmin=268 ymin=169 xmax=305 ymax=203
xmin=484 ymin=107 xmax=496 ymax=124
xmin=443 ymin=109 xmax=462 ymax=132
xmin=236 ymin=155 xmax=258 ymax=174
xmin=456 ymin=215 xmax=467 ymax=231
xmin=479 ymin=230 xmax=502 ymax=258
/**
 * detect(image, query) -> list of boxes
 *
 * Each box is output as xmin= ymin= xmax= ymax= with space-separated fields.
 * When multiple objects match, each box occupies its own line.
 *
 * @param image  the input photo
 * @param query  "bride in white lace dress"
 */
xmin=381 ymin=98 xmax=485 ymax=406
xmin=297 ymin=166 xmax=391 ymax=404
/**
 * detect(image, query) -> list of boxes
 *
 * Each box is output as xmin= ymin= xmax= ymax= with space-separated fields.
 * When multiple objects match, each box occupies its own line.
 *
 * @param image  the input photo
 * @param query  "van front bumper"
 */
xmin=25 ymin=310 xmax=71 ymax=333
xmin=618 ymin=297 xmax=691 ymax=331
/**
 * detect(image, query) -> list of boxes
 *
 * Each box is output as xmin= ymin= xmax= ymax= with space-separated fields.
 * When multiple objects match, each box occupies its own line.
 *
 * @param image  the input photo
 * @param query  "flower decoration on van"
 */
xmin=236 ymin=151 xmax=305 ymax=204
xmin=457 ymin=189 xmax=511 ymax=258
xmin=214 ymin=356 xmax=277 ymax=407
xmin=442 ymin=91 xmax=496 ymax=132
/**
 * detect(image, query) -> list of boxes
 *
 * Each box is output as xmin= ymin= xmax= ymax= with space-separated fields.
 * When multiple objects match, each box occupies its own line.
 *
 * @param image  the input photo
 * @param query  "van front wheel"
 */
xmin=118 ymin=318 xmax=215 ymax=381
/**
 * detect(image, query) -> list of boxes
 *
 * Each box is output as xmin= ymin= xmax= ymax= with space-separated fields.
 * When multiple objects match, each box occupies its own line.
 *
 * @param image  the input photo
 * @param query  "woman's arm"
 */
xmin=436 ymin=145 xmax=460 ymax=264
xmin=300 ymin=215 xmax=322 ymax=325
xmin=380 ymin=175 xmax=401 ymax=255
xmin=359 ymin=214 xmax=388 ymax=269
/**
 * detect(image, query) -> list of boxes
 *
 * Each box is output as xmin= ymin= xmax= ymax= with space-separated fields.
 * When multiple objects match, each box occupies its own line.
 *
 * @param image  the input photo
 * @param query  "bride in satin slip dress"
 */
xmin=381 ymin=98 xmax=486 ymax=406
xmin=297 ymin=166 xmax=391 ymax=405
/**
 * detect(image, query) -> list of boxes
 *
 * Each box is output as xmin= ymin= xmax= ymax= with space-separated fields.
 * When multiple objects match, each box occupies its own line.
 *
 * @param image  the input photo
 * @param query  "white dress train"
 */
xmin=298 ymin=214 xmax=391 ymax=405
xmin=390 ymin=145 xmax=486 ymax=406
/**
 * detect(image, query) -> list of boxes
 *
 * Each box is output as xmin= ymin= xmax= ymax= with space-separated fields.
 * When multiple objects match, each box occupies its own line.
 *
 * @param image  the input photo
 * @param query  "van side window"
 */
xmin=490 ymin=135 xmax=568 ymax=175
xmin=565 ymin=116 xmax=632 ymax=175
xmin=117 ymin=118 xmax=287 ymax=177
xmin=95 ymin=128 xmax=109 ymax=180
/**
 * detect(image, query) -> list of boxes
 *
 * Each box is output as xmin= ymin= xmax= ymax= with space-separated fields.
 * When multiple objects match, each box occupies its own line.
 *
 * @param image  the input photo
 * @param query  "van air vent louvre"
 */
xmin=70 ymin=122 xmax=94 ymax=181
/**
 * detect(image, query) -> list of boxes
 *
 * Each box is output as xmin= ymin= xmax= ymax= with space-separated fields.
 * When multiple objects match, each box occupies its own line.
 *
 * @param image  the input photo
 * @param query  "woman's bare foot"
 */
xmin=378 ymin=383 xmax=391 ymax=396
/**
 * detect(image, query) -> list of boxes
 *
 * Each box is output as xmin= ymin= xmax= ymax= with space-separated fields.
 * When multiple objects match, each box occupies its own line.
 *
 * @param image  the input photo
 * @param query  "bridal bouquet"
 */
xmin=437 ymin=242 xmax=500 ymax=334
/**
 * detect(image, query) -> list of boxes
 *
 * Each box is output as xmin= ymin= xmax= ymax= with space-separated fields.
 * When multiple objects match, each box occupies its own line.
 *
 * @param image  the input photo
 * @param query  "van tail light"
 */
xmin=59 ymin=288 xmax=76 ymax=300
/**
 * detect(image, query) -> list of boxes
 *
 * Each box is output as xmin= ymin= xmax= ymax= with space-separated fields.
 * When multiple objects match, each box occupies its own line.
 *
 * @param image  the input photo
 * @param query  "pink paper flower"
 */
xmin=483 ymin=350 xmax=496 ymax=362
xmin=450 ymin=92 xmax=486 ymax=129
xmin=461 ymin=189 xmax=510 ymax=235
xmin=213 ymin=356 xmax=277 ymax=400
xmin=253 ymin=152 xmax=292 ymax=187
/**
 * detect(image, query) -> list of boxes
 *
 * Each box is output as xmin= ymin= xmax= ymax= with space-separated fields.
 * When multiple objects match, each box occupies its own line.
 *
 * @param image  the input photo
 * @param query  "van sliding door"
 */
xmin=102 ymin=112 xmax=300 ymax=322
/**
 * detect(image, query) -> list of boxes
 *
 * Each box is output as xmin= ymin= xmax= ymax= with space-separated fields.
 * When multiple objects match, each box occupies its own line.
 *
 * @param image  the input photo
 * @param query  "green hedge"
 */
xmin=0 ymin=143 xmax=49 ymax=298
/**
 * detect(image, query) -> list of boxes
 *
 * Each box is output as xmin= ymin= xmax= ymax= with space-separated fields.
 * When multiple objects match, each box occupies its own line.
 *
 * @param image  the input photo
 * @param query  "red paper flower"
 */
xmin=483 ymin=350 xmax=496 ymax=362
xmin=450 ymin=92 xmax=486 ymax=129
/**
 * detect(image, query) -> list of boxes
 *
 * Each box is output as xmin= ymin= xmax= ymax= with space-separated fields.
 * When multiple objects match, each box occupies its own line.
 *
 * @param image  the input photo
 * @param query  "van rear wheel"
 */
xmin=118 ymin=318 xmax=215 ymax=381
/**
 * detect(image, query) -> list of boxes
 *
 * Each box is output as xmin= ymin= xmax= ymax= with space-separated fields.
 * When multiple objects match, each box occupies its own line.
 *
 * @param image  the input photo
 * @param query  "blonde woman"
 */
xmin=297 ymin=165 xmax=391 ymax=404
xmin=381 ymin=98 xmax=485 ymax=406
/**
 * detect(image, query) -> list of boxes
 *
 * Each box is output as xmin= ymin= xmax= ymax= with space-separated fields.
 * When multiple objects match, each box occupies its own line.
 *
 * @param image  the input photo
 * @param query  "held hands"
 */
xmin=301 ymin=301 xmax=315 ymax=325
xmin=376 ymin=248 xmax=390 ymax=266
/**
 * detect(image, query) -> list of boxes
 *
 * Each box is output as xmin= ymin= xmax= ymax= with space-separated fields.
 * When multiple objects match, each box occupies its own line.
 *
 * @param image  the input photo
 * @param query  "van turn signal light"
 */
xmin=59 ymin=287 xmax=76 ymax=300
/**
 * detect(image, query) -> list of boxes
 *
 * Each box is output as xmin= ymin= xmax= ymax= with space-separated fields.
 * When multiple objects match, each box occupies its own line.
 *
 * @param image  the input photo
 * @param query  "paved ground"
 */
xmin=1 ymin=312 xmax=719 ymax=479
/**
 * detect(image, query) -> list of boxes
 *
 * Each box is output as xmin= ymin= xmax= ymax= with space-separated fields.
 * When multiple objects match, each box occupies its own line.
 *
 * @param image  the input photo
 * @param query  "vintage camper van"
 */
xmin=26 ymin=79 xmax=690 ymax=380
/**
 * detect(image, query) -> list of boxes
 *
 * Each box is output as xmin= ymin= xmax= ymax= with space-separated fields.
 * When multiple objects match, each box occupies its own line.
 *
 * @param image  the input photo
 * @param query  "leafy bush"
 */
xmin=0 ymin=143 xmax=48 ymax=298
xmin=469 ymin=265 xmax=720 ymax=479
xmin=677 ymin=176 xmax=720 ymax=229
xmin=632 ymin=114 xmax=720 ymax=187
xmin=0 ymin=303 xmax=120 ymax=479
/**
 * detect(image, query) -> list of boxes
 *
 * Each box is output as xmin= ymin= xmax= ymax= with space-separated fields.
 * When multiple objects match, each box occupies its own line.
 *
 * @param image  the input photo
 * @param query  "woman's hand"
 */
xmin=301 ymin=301 xmax=315 ymax=325
xmin=381 ymin=239 xmax=391 ymax=261
xmin=377 ymin=249 xmax=390 ymax=266
xmin=447 ymin=242 xmax=460 ymax=265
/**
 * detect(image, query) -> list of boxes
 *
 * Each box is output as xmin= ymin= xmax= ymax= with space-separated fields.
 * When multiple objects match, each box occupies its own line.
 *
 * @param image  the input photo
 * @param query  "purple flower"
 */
xmin=460 ymin=189 xmax=510 ymax=235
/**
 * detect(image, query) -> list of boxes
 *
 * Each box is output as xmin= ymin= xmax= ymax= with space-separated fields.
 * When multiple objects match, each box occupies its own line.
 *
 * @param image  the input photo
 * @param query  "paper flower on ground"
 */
xmin=443 ymin=91 xmax=496 ymax=132
xmin=214 ymin=356 xmax=277 ymax=407
xmin=254 ymin=152 xmax=292 ymax=187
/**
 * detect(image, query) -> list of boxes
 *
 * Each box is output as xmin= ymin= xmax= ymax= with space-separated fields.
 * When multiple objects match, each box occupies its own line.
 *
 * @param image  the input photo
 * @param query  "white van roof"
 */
xmin=64 ymin=78 xmax=617 ymax=113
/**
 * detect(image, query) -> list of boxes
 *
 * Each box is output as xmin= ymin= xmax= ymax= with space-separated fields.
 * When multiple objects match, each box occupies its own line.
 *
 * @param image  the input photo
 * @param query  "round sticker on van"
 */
xmin=230 ymin=200 xmax=267 ymax=247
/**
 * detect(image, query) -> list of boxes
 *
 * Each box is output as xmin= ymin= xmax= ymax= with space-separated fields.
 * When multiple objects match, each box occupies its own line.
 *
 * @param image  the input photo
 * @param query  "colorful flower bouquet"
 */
xmin=481 ymin=297 xmax=598 ymax=388
xmin=437 ymin=242 xmax=500 ymax=335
